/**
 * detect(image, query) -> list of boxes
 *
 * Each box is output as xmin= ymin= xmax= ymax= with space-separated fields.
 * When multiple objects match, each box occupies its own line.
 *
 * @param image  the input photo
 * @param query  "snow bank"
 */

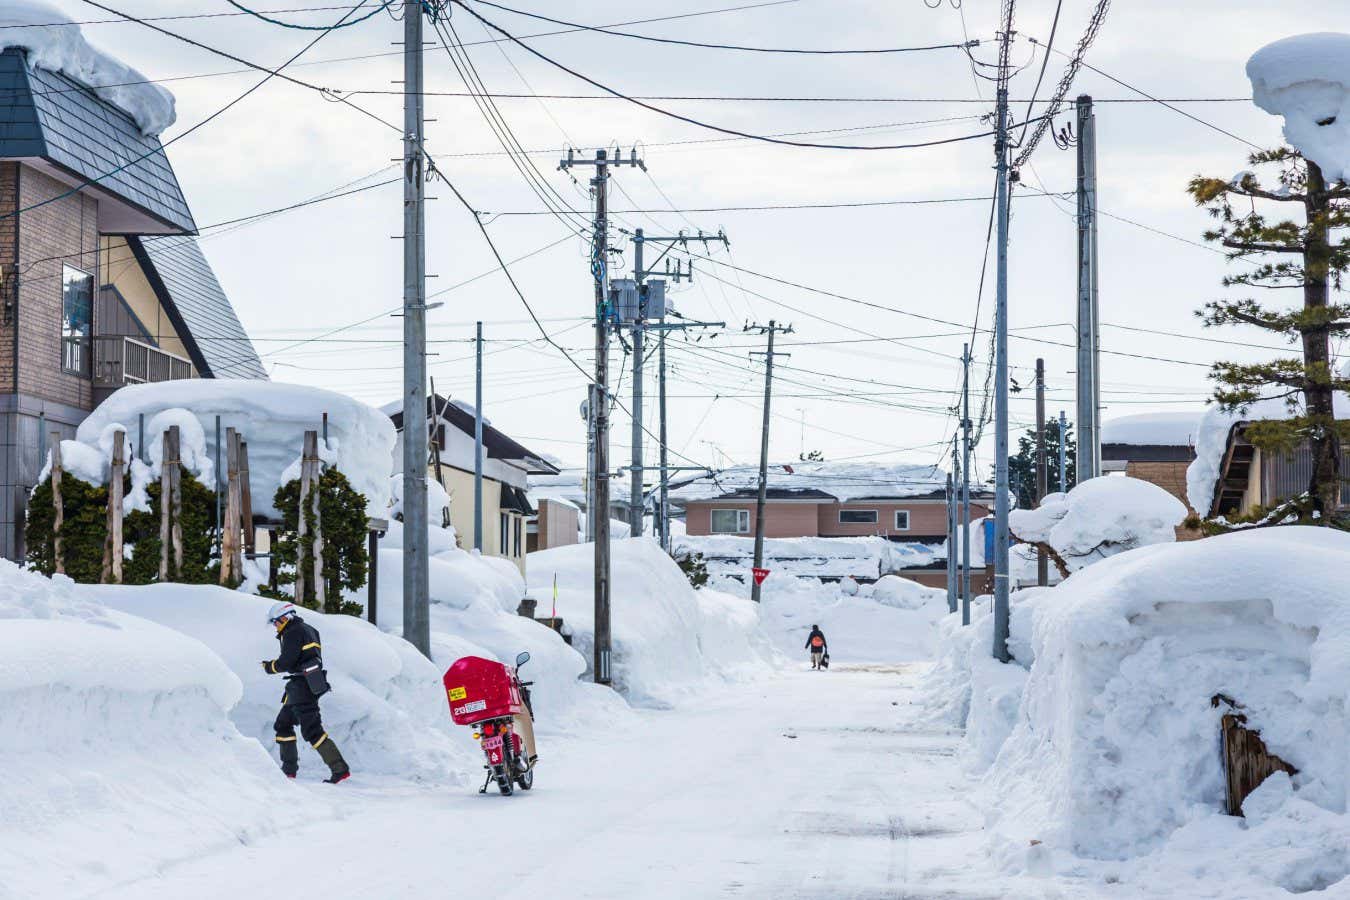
xmin=1009 ymin=477 xmax=1185 ymax=572
xmin=1248 ymin=33 xmax=1350 ymax=182
xmin=670 ymin=461 xmax=945 ymax=502
xmin=1100 ymin=411 xmax=1199 ymax=447
xmin=984 ymin=528 xmax=1350 ymax=871
xmin=77 ymin=380 xmax=396 ymax=518
xmin=0 ymin=562 xmax=308 ymax=899
xmin=744 ymin=572 xmax=949 ymax=664
xmin=0 ymin=1 xmax=175 ymax=135
xmin=94 ymin=583 xmax=472 ymax=784
xmin=528 ymin=538 xmax=776 ymax=706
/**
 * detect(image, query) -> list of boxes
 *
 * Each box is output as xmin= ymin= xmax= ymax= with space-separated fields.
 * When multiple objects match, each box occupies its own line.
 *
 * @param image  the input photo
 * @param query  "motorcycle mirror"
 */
xmin=515 ymin=651 xmax=531 ymax=668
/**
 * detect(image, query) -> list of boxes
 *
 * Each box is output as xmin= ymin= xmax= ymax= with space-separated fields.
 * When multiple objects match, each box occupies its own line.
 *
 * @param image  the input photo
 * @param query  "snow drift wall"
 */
xmin=1248 ymin=33 xmax=1350 ymax=183
xmin=982 ymin=528 xmax=1350 ymax=862
xmin=77 ymin=380 xmax=396 ymax=518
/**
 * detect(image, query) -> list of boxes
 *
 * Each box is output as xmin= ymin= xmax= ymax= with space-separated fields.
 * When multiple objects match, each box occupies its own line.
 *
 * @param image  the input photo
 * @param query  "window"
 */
xmin=838 ymin=509 xmax=878 ymax=525
xmin=894 ymin=510 xmax=911 ymax=531
xmin=513 ymin=517 xmax=522 ymax=557
xmin=499 ymin=513 xmax=509 ymax=555
xmin=710 ymin=508 xmax=750 ymax=534
xmin=61 ymin=265 xmax=94 ymax=376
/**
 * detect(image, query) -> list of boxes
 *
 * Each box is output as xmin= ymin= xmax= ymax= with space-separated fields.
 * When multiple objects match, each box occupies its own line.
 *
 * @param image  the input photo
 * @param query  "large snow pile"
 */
xmin=528 ymin=538 xmax=777 ymax=706
xmin=77 ymin=380 xmax=396 ymax=518
xmin=676 ymin=533 xmax=939 ymax=580
xmin=982 ymin=528 xmax=1350 ymax=887
xmin=1009 ymin=477 xmax=1186 ymax=572
xmin=1100 ymin=411 xmax=1199 ymax=447
xmin=93 ymin=583 xmax=472 ymax=784
xmin=0 ymin=1 xmax=175 ymax=135
xmin=741 ymin=572 xmax=949 ymax=664
xmin=0 ymin=562 xmax=313 ymax=898
xmin=669 ymin=461 xmax=945 ymax=502
xmin=1248 ymin=33 xmax=1350 ymax=182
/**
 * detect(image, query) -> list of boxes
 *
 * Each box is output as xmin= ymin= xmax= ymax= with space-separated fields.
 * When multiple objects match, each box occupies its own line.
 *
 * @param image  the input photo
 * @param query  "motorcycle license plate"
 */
xmin=481 ymin=735 xmax=504 ymax=752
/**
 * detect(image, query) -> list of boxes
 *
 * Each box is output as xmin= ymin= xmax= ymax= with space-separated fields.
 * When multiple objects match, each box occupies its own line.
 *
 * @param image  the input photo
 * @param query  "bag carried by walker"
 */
xmin=300 ymin=660 xmax=331 ymax=697
xmin=820 ymin=652 xmax=830 ymax=670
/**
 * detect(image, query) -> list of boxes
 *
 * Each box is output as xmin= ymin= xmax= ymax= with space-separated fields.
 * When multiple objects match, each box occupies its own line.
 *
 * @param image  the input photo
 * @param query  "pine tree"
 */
xmin=1188 ymin=149 xmax=1350 ymax=520
xmin=1008 ymin=419 xmax=1076 ymax=509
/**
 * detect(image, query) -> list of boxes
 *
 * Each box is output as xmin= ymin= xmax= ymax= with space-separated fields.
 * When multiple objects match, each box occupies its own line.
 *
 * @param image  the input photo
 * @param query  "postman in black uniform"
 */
xmin=262 ymin=602 xmax=350 ymax=784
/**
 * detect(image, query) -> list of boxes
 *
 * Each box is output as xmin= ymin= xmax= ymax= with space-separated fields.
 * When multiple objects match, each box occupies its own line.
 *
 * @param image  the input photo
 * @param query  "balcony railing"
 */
xmin=93 ymin=335 xmax=193 ymax=388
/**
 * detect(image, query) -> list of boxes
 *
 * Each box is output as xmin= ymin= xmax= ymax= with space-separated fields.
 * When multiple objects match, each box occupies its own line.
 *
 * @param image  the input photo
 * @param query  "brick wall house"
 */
xmin=1101 ymin=412 xmax=1200 ymax=513
xmin=0 ymin=48 xmax=264 ymax=560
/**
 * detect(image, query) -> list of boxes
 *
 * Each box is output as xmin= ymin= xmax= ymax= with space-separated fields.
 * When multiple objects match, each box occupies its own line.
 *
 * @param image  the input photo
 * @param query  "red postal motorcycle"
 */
xmin=444 ymin=652 xmax=536 ymax=795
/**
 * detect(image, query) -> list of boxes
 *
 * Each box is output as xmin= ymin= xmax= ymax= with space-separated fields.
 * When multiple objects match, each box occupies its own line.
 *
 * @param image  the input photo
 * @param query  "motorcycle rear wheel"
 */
xmin=515 ymin=763 xmax=533 ymax=791
xmin=495 ymin=766 xmax=513 ymax=795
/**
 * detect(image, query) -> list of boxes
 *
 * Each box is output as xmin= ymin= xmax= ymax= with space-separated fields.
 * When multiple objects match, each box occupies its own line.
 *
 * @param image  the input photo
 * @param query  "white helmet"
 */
xmin=267 ymin=601 xmax=296 ymax=625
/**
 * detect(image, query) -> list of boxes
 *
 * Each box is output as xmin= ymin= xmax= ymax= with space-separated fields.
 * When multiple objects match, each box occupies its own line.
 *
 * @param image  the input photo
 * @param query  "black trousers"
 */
xmin=274 ymin=680 xmax=326 ymax=775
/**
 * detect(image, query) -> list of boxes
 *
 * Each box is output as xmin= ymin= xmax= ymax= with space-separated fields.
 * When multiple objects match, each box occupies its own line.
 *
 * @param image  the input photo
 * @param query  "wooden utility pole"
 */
xmin=1035 ymin=358 xmax=1048 ymax=587
xmin=102 ymin=429 xmax=125 ymax=584
xmin=50 ymin=435 xmax=64 ymax=575
xmin=746 ymin=320 xmax=793 ymax=604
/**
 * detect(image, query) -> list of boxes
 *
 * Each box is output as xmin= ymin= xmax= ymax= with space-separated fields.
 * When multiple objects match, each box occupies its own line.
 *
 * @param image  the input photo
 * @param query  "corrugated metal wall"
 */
xmin=1261 ymin=445 xmax=1350 ymax=506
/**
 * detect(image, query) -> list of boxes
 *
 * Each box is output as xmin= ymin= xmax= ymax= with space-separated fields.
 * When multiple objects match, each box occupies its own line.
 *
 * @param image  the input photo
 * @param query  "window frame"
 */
xmin=61 ymin=264 xmax=94 ymax=377
xmin=894 ymin=510 xmax=911 ymax=531
xmin=837 ymin=508 xmax=879 ymax=525
xmin=710 ymin=508 xmax=750 ymax=534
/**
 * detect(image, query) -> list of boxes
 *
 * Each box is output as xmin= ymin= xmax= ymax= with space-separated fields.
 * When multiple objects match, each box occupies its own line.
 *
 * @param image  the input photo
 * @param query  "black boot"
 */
xmin=314 ymin=734 xmax=350 ymax=784
xmin=277 ymin=737 xmax=299 ymax=778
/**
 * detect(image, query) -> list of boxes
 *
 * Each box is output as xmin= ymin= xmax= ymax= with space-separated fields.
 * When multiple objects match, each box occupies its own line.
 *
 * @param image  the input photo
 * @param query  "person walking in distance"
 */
xmin=262 ymin=602 xmax=350 ymax=783
xmin=805 ymin=624 xmax=828 ymax=670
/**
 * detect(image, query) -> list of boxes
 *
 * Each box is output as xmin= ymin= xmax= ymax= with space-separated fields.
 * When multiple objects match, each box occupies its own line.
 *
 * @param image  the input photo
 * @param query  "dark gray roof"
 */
xmin=0 ymin=48 xmax=194 ymax=233
xmin=130 ymin=236 xmax=267 ymax=380
xmin=389 ymin=394 xmax=559 ymax=475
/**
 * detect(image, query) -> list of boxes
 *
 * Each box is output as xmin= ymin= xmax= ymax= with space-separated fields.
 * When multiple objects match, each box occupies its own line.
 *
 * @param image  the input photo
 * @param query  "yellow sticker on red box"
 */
xmin=448 ymin=686 xmax=467 ymax=701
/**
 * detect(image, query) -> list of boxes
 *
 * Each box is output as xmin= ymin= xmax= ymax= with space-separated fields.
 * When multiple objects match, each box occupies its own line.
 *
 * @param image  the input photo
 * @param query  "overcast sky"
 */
xmin=44 ymin=0 xmax=1350 ymax=481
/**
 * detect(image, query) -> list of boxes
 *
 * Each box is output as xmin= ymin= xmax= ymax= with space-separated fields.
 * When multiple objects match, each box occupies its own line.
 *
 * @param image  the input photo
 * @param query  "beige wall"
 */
xmin=685 ymin=498 xmax=990 ymax=539
xmin=685 ymin=500 xmax=821 ymax=538
xmin=536 ymin=498 xmax=578 ymax=551
xmin=433 ymin=463 xmax=528 ymax=574
xmin=99 ymin=236 xmax=194 ymax=365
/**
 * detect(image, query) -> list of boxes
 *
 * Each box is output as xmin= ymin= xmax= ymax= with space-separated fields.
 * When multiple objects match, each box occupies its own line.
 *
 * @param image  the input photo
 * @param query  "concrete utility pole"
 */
xmin=473 ymin=321 xmax=484 ymax=552
xmin=946 ymin=444 xmax=957 ymax=615
xmin=560 ymin=148 xmax=642 ymax=685
xmin=1076 ymin=94 xmax=1101 ymax=482
xmin=747 ymin=320 xmax=793 ymax=604
xmin=961 ymin=343 xmax=973 ymax=626
xmin=401 ymin=0 xmax=430 ymax=657
xmin=1035 ymin=358 xmax=1048 ymax=587
xmin=992 ymin=76 xmax=1012 ymax=663
xmin=1059 ymin=410 xmax=1069 ymax=493
xmin=628 ymin=227 xmax=728 ymax=552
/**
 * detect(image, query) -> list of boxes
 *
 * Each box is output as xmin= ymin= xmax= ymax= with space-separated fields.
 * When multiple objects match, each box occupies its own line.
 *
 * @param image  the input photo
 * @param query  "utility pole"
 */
xmin=946 ymin=443 xmax=957 ymax=615
xmin=961 ymin=343 xmax=973 ymax=626
xmin=560 ymin=148 xmax=642 ymax=685
xmin=1076 ymin=94 xmax=1101 ymax=482
xmin=1035 ymin=358 xmax=1048 ymax=587
xmin=401 ymin=0 xmax=430 ymax=657
xmin=1059 ymin=410 xmax=1069 ymax=492
xmin=747 ymin=320 xmax=792 ymax=604
xmin=628 ymin=227 xmax=728 ymax=552
xmin=473 ymin=321 xmax=484 ymax=552
xmin=991 ymin=66 xmax=1012 ymax=662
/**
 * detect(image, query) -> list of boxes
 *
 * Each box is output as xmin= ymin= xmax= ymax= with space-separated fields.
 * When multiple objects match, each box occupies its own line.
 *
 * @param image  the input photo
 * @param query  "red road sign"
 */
xmin=752 ymin=567 xmax=770 ymax=586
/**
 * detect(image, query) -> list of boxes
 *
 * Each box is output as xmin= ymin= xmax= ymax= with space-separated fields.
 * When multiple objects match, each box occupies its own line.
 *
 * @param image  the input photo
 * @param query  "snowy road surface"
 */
xmin=89 ymin=666 xmax=1072 ymax=900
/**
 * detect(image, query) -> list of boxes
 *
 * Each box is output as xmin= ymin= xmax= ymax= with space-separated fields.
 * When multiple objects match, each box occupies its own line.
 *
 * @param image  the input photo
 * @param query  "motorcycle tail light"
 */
xmin=483 ymin=723 xmax=495 ymax=736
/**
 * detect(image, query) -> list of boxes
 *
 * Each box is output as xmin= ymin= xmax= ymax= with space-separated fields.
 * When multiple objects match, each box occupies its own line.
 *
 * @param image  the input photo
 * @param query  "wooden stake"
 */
xmin=240 ymin=441 xmax=255 ymax=556
xmin=159 ymin=429 xmax=171 ymax=581
xmin=296 ymin=431 xmax=315 ymax=604
xmin=50 ymin=434 xmax=64 ymax=576
xmin=221 ymin=428 xmax=241 ymax=586
xmin=102 ymin=429 xmax=125 ymax=584
xmin=310 ymin=432 xmax=325 ymax=609
xmin=168 ymin=426 xmax=183 ymax=578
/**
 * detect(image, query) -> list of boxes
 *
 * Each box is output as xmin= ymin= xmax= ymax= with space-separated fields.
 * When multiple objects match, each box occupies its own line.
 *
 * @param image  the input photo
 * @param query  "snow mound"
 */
xmin=1248 ymin=33 xmax=1350 ymax=182
xmin=0 ymin=1 xmax=175 ymax=135
xmin=983 ymin=527 xmax=1350 ymax=864
xmin=77 ymin=380 xmax=396 ymax=518
xmin=1009 ymin=477 xmax=1185 ymax=571
xmin=870 ymin=573 xmax=946 ymax=610
xmin=1100 ymin=411 xmax=1199 ymax=447
xmin=0 ymin=562 xmax=307 ymax=898
xmin=528 ymin=538 xmax=776 ymax=706
xmin=93 ymin=584 xmax=472 ymax=784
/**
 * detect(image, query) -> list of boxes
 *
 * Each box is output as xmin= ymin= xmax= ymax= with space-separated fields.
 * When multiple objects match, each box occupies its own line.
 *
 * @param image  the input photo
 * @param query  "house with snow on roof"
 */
xmin=0 ymin=11 xmax=265 ymax=561
xmin=1100 ymin=412 xmax=1199 ymax=511
xmin=670 ymin=461 xmax=993 ymax=587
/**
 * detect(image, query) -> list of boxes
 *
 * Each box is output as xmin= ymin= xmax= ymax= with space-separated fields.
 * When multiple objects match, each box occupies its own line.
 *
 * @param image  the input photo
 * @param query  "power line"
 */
xmin=222 ymin=0 xmax=395 ymax=30
xmin=488 ymin=191 xmax=1071 ymax=216
xmin=466 ymin=0 xmax=975 ymax=55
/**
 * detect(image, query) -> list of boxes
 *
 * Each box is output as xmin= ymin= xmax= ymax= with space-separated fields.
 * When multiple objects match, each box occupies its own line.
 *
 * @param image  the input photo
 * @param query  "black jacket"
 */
xmin=266 ymin=617 xmax=323 ymax=678
xmin=805 ymin=628 xmax=827 ymax=651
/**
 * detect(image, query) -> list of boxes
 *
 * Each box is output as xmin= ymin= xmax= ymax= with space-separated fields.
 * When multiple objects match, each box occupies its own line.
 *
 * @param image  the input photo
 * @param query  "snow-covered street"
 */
xmin=86 ymin=665 xmax=1058 ymax=900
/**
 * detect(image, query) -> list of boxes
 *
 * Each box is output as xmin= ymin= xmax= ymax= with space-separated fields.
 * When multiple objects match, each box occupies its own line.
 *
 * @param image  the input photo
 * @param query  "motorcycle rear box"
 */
xmin=443 ymin=655 xmax=522 ymax=725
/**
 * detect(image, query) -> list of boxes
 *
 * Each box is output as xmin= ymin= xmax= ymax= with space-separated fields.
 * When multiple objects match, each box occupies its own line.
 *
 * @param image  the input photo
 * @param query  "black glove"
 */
xmin=261 ymin=660 xmax=272 ymax=674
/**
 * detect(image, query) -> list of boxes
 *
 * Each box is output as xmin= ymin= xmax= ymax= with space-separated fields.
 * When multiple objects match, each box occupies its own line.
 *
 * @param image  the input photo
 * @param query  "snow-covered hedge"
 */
xmin=1009 ymin=476 xmax=1186 ymax=572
